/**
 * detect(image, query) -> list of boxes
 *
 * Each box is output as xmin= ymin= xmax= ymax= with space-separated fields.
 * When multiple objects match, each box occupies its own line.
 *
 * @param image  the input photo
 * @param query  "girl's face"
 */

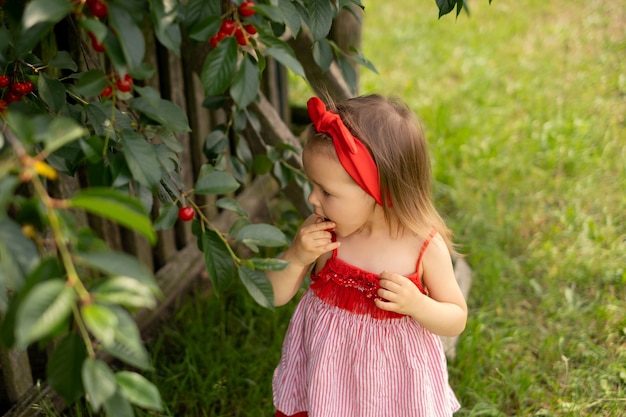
xmin=303 ymin=147 xmax=377 ymax=237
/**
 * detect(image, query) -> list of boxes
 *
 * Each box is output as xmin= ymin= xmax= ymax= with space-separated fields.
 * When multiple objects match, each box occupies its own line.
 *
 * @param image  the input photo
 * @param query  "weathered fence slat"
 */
xmin=0 ymin=349 xmax=33 ymax=404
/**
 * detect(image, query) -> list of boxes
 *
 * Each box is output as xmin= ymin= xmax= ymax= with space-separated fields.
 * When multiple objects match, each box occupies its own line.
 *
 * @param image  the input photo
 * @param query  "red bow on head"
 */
xmin=307 ymin=96 xmax=382 ymax=206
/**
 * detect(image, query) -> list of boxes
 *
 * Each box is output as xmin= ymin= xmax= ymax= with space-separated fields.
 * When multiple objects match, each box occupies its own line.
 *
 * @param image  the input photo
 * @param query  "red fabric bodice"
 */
xmin=309 ymin=231 xmax=435 ymax=320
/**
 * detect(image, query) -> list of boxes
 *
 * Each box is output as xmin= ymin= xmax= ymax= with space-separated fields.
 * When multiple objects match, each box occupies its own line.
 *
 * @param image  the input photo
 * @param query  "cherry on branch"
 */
xmin=239 ymin=1 xmax=256 ymax=17
xmin=116 ymin=74 xmax=133 ymax=92
xmin=178 ymin=206 xmax=195 ymax=222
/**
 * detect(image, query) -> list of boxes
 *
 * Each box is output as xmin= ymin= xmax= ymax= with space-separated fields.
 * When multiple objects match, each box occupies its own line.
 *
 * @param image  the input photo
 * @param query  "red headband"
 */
xmin=307 ymin=96 xmax=383 ymax=206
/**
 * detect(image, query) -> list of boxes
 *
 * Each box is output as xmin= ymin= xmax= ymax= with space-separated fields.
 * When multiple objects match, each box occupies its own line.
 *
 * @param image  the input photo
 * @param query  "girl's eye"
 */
xmin=321 ymin=189 xmax=331 ymax=197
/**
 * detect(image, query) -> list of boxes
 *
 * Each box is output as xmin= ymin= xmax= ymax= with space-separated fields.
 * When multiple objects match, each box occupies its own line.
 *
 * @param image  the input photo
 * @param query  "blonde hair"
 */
xmin=304 ymin=94 xmax=456 ymax=255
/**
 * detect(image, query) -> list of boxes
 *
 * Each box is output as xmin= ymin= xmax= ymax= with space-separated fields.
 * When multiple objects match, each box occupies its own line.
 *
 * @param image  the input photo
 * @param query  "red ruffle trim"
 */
xmin=310 ymin=257 xmax=425 ymax=320
xmin=276 ymin=411 xmax=307 ymax=417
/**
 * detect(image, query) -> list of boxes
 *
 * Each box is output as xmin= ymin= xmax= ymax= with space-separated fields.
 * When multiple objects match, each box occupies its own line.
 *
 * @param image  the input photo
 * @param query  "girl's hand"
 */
xmin=374 ymin=271 xmax=424 ymax=317
xmin=285 ymin=214 xmax=339 ymax=267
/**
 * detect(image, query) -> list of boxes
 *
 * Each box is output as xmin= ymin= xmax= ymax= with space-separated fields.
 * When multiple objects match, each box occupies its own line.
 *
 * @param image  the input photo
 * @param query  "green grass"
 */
xmin=140 ymin=280 xmax=300 ymax=417
xmin=146 ymin=1 xmax=626 ymax=416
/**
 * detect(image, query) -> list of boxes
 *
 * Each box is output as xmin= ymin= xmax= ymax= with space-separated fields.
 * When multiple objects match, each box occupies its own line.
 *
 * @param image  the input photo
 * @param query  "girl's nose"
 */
xmin=307 ymin=188 xmax=318 ymax=207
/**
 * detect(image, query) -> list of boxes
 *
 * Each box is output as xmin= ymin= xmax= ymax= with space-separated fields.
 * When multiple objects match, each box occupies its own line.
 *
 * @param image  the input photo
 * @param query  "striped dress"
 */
xmin=273 ymin=233 xmax=461 ymax=417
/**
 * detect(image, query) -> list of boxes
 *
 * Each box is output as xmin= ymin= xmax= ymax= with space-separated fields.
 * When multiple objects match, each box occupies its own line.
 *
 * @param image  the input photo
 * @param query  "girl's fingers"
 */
xmin=316 ymin=221 xmax=335 ymax=231
xmin=377 ymin=288 xmax=395 ymax=301
xmin=378 ymin=279 xmax=398 ymax=292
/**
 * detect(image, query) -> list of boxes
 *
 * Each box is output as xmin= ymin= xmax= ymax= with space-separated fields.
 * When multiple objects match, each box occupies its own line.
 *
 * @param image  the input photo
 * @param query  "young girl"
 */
xmin=267 ymin=95 xmax=468 ymax=417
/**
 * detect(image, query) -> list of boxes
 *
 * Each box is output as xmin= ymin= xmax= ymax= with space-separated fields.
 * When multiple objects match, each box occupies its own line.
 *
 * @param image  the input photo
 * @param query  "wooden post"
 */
xmin=0 ymin=348 xmax=33 ymax=404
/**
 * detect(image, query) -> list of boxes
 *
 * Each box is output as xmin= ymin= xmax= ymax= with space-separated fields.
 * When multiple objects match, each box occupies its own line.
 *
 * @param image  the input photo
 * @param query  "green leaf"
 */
xmin=80 ymin=17 xmax=108 ymax=40
xmin=215 ymin=197 xmax=248 ymax=217
xmin=103 ymin=391 xmax=134 ymax=417
xmin=278 ymin=0 xmax=302 ymax=37
xmin=273 ymin=160 xmax=294 ymax=188
xmin=75 ymin=251 xmax=160 ymax=294
xmin=82 ymin=358 xmax=117 ymax=412
xmin=306 ymin=0 xmax=335 ymax=41
xmin=194 ymin=165 xmax=241 ymax=195
xmin=188 ymin=15 xmax=222 ymax=42
xmin=203 ymin=128 xmax=229 ymax=161
xmin=0 ymin=256 xmax=64 ymax=347
xmin=14 ymin=22 xmax=54 ymax=58
xmin=248 ymin=258 xmax=289 ymax=271
xmin=200 ymin=36 xmax=238 ymax=95
xmin=347 ymin=45 xmax=378 ymax=74
xmin=82 ymin=303 xmax=119 ymax=347
xmin=436 ymin=0 xmax=463 ymax=17
xmin=121 ymin=130 xmax=162 ymax=190
xmin=154 ymin=202 xmax=179 ymax=231
xmin=252 ymin=154 xmax=273 ymax=175
xmin=338 ymin=54 xmax=357 ymax=95
xmin=150 ymin=0 xmax=182 ymax=55
xmin=258 ymin=35 xmax=305 ymax=77
xmin=201 ymin=229 xmax=236 ymax=294
xmin=69 ymin=188 xmax=157 ymax=245
xmin=153 ymin=126 xmax=185 ymax=153
xmin=108 ymin=3 xmax=145 ymax=71
xmin=229 ymin=154 xmax=248 ymax=184
xmin=130 ymin=87 xmax=191 ymax=133
xmin=115 ymin=371 xmax=163 ymax=410
xmin=3 ymin=112 xmax=35 ymax=146
xmin=91 ymin=276 xmax=157 ymax=309
xmin=74 ymin=69 xmax=109 ymax=97
xmin=236 ymin=224 xmax=288 ymax=252
xmin=235 ymin=134 xmax=253 ymax=168
xmin=49 ymin=51 xmax=78 ymax=71
xmin=103 ymin=307 xmax=152 ymax=370
xmin=230 ymin=55 xmax=260 ymax=109
xmin=47 ymin=333 xmax=86 ymax=404
xmin=238 ymin=266 xmax=274 ymax=309
xmin=22 ymin=0 xmax=72 ymax=30
xmin=0 ymin=218 xmax=39 ymax=294
xmin=0 ymin=177 xmax=20 ymax=221
xmin=313 ymin=38 xmax=333 ymax=72
xmin=37 ymin=73 xmax=66 ymax=113
xmin=43 ymin=117 xmax=89 ymax=155
xmin=15 ymin=279 xmax=76 ymax=349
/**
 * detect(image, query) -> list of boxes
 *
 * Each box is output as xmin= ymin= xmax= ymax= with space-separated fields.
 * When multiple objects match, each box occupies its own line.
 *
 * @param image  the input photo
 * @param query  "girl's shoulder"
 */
xmin=422 ymin=232 xmax=452 ymax=263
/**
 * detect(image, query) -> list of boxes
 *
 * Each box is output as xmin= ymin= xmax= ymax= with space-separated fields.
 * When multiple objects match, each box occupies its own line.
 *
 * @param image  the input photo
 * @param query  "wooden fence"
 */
xmin=0 ymin=9 xmax=471 ymax=416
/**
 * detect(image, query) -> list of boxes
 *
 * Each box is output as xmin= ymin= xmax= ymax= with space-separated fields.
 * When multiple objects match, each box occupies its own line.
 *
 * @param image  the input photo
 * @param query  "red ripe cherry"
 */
xmin=210 ymin=32 xmax=226 ymax=48
xmin=6 ymin=91 xmax=21 ymax=103
xmin=116 ymin=74 xmax=133 ymax=92
xmin=88 ymin=32 xmax=105 ymax=52
xmin=239 ymin=1 xmax=256 ymax=17
xmin=178 ymin=206 xmax=195 ymax=222
xmin=11 ymin=82 xmax=26 ymax=95
xmin=100 ymin=85 xmax=113 ymax=98
xmin=220 ymin=19 xmax=236 ymax=36
xmin=22 ymin=81 xmax=34 ymax=94
xmin=0 ymin=75 xmax=9 ymax=88
xmin=235 ymin=27 xmax=247 ymax=45
xmin=244 ymin=24 xmax=257 ymax=35
xmin=89 ymin=0 xmax=108 ymax=18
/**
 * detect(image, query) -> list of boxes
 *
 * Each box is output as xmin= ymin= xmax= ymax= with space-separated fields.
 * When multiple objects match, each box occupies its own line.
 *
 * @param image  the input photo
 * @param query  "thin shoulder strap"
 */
xmin=416 ymin=228 xmax=438 ymax=270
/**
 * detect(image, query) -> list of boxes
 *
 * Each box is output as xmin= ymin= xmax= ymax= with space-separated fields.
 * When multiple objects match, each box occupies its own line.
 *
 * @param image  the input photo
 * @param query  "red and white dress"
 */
xmin=273 ymin=232 xmax=461 ymax=417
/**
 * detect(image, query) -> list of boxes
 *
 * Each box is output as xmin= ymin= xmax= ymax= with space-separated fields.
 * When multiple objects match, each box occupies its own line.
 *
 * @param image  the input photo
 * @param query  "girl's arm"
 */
xmin=375 ymin=234 xmax=468 ymax=336
xmin=266 ymin=214 xmax=339 ymax=306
